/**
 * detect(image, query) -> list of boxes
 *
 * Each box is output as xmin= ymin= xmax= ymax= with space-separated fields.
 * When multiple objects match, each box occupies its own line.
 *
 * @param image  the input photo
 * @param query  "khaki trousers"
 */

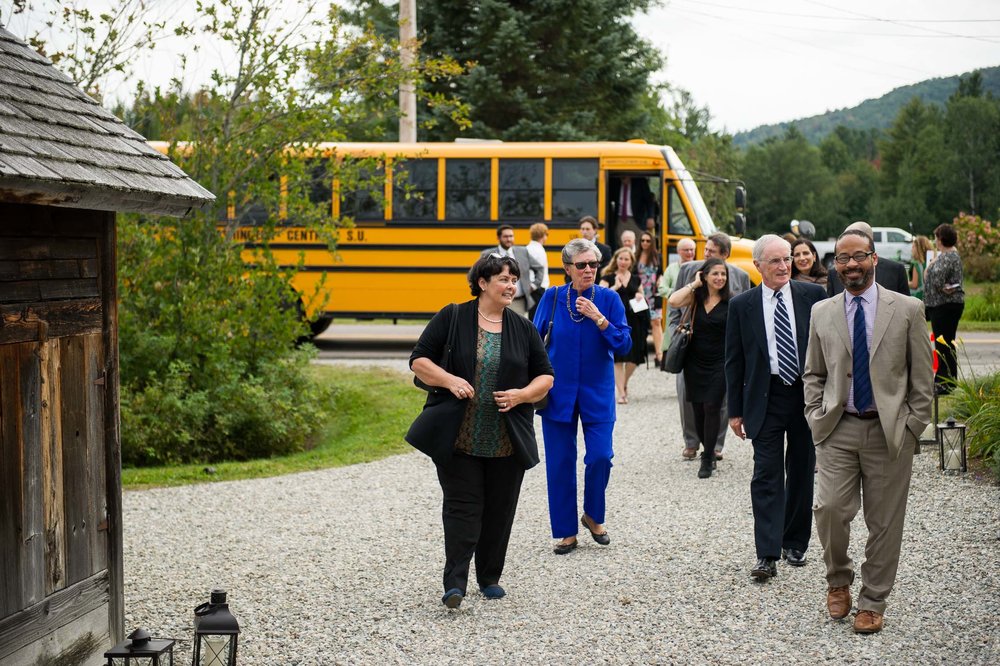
xmin=813 ymin=414 xmax=914 ymax=614
xmin=509 ymin=296 xmax=528 ymax=316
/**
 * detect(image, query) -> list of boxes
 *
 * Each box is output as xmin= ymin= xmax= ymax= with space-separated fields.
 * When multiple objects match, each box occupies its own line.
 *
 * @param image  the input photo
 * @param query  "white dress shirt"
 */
xmin=761 ymin=282 xmax=798 ymax=377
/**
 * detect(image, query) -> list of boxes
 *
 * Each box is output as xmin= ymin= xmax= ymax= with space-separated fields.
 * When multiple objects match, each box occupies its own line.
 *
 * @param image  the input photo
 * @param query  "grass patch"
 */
xmin=122 ymin=365 xmax=425 ymax=490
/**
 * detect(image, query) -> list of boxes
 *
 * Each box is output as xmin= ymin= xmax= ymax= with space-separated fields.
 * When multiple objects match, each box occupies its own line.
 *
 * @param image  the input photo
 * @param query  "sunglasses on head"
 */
xmin=572 ymin=260 xmax=601 ymax=270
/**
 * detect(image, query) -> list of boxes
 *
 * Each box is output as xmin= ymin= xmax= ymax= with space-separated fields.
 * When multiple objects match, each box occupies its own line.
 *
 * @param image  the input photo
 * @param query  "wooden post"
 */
xmin=399 ymin=0 xmax=417 ymax=142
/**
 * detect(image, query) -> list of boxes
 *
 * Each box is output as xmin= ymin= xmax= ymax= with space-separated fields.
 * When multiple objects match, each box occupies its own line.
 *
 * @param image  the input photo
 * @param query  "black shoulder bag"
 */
xmin=662 ymin=304 xmax=694 ymax=374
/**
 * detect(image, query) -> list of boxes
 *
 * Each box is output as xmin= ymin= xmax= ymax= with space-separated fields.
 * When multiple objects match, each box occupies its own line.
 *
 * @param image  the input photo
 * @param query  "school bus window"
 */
xmin=446 ymin=158 xmax=490 ymax=221
xmin=303 ymin=159 xmax=332 ymax=207
xmin=499 ymin=159 xmax=543 ymax=219
xmin=668 ymin=185 xmax=694 ymax=235
xmin=340 ymin=163 xmax=385 ymax=222
xmin=393 ymin=158 xmax=437 ymax=221
xmin=234 ymin=173 xmax=277 ymax=225
xmin=552 ymin=158 xmax=598 ymax=220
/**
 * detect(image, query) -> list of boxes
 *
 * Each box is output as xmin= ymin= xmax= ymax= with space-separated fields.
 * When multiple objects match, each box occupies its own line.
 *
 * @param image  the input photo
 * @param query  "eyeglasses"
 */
xmin=640 ymin=239 xmax=652 ymax=243
xmin=572 ymin=260 xmax=601 ymax=270
xmin=834 ymin=251 xmax=875 ymax=264
xmin=765 ymin=256 xmax=793 ymax=267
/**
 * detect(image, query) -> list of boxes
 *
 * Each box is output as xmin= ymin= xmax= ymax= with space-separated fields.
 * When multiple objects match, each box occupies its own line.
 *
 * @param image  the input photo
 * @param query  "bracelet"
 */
xmin=595 ymin=316 xmax=606 ymax=327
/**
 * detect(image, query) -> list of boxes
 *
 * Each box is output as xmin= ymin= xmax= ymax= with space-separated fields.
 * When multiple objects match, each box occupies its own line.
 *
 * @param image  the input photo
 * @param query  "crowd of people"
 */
xmin=407 ymin=215 xmax=961 ymax=636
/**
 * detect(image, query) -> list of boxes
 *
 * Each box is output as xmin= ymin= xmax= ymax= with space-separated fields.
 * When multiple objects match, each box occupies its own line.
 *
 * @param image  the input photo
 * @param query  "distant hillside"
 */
xmin=733 ymin=66 xmax=1000 ymax=148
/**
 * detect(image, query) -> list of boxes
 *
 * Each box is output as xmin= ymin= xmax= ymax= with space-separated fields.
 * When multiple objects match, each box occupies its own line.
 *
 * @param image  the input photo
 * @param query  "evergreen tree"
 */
xmin=342 ymin=0 xmax=665 ymax=141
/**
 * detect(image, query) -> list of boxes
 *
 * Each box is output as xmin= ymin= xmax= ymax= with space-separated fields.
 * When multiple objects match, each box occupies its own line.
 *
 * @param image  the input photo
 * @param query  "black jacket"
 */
xmin=407 ymin=299 xmax=553 ymax=469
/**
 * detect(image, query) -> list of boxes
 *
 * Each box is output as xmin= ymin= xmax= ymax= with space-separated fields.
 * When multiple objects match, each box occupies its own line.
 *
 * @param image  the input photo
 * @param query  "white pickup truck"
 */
xmin=809 ymin=226 xmax=913 ymax=269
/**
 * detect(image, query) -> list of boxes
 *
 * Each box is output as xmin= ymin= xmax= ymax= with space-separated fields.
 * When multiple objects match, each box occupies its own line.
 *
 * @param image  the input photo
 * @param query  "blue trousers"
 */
xmin=541 ymin=417 xmax=614 ymax=538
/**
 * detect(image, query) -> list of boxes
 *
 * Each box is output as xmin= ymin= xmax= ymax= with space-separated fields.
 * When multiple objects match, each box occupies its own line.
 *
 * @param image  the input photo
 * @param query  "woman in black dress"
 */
xmin=666 ymin=257 xmax=730 ymax=478
xmin=600 ymin=247 xmax=648 ymax=403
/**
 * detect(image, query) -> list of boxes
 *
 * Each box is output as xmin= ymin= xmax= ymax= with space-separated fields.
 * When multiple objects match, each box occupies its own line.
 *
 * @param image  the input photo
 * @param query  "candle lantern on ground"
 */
xmin=105 ymin=627 xmax=175 ymax=665
xmin=193 ymin=589 xmax=240 ymax=666
xmin=937 ymin=417 xmax=967 ymax=473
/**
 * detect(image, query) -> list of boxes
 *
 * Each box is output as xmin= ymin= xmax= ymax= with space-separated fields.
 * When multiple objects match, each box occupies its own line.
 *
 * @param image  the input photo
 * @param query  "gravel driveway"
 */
xmin=124 ymin=360 xmax=1000 ymax=664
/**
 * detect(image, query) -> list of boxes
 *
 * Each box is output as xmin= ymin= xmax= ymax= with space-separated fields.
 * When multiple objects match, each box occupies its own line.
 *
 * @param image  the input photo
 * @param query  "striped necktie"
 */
xmin=852 ymin=296 xmax=873 ymax=413
xmin=774 ymin=291 xmax=799 ymax=386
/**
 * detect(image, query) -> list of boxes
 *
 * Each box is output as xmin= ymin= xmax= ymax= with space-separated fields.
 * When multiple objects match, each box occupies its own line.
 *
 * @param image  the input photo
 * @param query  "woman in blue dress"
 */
xmin=533 ymin=239 xmax=632 ymax=554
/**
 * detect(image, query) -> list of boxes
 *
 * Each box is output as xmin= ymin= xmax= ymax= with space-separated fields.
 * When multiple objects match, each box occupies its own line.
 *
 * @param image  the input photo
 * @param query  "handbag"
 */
xmin=413 ymin=303 xmax=459 ymax=392
xmin=662 ymin=305 xmax=694 ymax=374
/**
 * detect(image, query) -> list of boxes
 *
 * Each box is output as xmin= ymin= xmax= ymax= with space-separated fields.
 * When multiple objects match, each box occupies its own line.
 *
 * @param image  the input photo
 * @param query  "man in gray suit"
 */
xmin=669 ymin=232 xmax=752 ymax=459
xmin=481 ymin=224 xmax=544 ymax=316
xmin=804 ymin=228 xmax=932 ymax=634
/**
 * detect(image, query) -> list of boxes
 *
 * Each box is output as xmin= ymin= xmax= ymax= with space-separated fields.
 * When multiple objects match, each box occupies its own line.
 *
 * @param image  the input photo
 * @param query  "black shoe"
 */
xmin=698 ymin=453 xmax=714 ymax=478
xmin=782 ymin=548 xmax=807 ymax=567
xmin=750 ymin=558 xmax=778 ymax=581
xmin=581 ymin=515 xmax=611 ymax=545
xmin=553 ymin=538 xmax=578 ymax=555
xmin=442 ymin=588 xmax=463 ymax=608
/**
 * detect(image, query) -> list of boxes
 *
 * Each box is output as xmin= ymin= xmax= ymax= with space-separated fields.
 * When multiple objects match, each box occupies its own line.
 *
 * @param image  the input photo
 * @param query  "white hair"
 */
xmin=562 ymin=238 xmax=601 ymax=264
xmin=752 ymin=234 xmax=789 ymax=262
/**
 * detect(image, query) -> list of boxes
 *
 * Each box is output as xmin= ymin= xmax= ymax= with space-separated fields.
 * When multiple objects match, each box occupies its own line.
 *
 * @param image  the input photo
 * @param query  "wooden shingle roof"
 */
xmin=0 ymin=27 xmax=214 ymax=217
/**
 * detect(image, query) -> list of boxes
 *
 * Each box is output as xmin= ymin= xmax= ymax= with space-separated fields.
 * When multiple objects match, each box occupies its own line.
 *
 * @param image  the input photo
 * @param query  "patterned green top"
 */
xmin=455 ymin=327 xmax=513 ymax=457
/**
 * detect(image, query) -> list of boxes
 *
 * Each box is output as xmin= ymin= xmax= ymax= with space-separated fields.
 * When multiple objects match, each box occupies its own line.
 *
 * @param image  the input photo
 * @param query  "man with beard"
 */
xmin=803 ymin=229 xmax=932 ymax=634
xmin=826 ymin=221 xmax=909 ymax=297
xmin=725 ymin=235 xmax=825 ymax=582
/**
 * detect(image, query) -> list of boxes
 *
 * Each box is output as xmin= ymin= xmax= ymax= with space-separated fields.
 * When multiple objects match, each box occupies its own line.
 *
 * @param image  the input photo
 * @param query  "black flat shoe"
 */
xmin=553 ymin=538 xmax=578 ymax=555
xmin=581 ymin=515 xmax=611 ymax=545
xmin=750 ymin=558 xmax=777 ymax=581
xmin=442 ymin=588 xmax=464 ymax=608
xmin=782 ymin=548 xmax=807 ymax=566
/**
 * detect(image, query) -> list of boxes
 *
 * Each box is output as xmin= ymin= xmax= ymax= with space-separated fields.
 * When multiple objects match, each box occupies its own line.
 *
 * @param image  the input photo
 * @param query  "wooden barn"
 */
xmin=0 ymin=27 xmax=213 ymax=665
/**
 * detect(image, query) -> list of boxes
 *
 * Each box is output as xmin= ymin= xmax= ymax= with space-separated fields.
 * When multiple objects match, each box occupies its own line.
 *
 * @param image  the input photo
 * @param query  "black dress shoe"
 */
xmin=553 ymin=538 xmax=578 ymax=555
xmin=581 ymin=515 xmax=611 ymax=545
xmin=750 ymin=558 xmax=778 ymax=581
xmin=782 ymin=548 xmax=807 ymax=566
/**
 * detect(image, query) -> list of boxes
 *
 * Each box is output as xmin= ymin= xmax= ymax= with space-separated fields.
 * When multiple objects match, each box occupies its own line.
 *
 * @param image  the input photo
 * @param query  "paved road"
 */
xmin=315 ymin=324 xmax=1000 ymax=377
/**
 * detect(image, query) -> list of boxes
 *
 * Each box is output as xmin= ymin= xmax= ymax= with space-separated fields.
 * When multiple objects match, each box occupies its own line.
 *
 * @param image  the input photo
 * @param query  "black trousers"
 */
xmin=750 ymin=377 xmax=816 ymax=559
xmin=436 ymin=453 xmax=525 ymax=594
xmin=927 ymin=302 xmax=964 ymax=387
xmin=691 ymin=401 xmax=722 ymax=455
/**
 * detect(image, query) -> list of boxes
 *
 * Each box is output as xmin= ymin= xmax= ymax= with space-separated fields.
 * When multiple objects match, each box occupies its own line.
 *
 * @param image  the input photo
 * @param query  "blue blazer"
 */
xmin=724 ymin=280 xmax=826 ymax=440
xmin=533 ymin=284 xmax=632 ymax=424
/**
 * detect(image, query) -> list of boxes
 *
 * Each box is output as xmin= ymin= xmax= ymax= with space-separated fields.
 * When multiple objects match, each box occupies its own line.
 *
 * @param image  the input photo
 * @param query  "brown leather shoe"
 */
xmin=826 ymin=585 xmax=852 ymax=619
xmin=853 ymin=609 xmax=884 ymax=634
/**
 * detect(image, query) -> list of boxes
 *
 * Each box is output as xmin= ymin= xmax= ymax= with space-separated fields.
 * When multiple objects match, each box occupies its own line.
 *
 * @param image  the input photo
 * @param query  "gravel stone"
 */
xmin=124 ymin=360 xmax=1000 ymax=664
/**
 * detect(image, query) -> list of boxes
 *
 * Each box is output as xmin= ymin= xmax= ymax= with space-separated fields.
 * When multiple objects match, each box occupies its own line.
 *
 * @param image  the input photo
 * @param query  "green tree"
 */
xmin=943 ymin=94 xmax=1000 ymax=215
xmin=342 ymin=0 xmax=666 ymax=141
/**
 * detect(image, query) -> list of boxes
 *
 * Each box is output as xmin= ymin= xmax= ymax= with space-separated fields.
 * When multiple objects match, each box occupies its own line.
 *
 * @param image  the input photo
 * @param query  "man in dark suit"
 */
xmin=725 ymin=234 xmax=826 ymax=582
xmin=827 ymin=221 xmax=909 ymax=297
xmin=481 ymin=225 xmax=544 ymax=315
xmin=610 ymin=176 xmax=656 ymax=247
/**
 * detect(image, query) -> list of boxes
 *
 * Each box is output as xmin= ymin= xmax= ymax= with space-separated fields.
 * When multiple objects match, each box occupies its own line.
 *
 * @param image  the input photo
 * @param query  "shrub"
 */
xmin=953 ymin=212 xmax=1000 ymax=281
xmin=946 ymin=371 xmax=1000 ymax=472
xmin=963 ymin=284 xmax=1000 ymax=322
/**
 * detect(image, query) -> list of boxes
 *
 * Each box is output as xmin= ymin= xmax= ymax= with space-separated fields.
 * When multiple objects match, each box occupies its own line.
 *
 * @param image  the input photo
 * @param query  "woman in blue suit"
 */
xmin=533 ymin=239 xmax=632 ymax=554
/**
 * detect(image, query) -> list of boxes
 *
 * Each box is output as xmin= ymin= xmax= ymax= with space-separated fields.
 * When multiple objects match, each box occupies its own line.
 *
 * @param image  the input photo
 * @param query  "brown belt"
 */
xmin=845 ymin=411 xmax=879 ymax=420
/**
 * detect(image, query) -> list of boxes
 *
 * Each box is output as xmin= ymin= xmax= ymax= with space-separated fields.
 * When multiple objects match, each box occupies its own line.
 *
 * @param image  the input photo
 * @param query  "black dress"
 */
xmin=683 ymin=300 xmax=728 ymax=404
xmin=600 ymin=273 xmax=648 ymax=364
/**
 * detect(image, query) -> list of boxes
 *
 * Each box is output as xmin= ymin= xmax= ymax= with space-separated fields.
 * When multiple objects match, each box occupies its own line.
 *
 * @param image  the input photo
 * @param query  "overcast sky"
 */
xmin=636 ymin=0 xmax=1000 ymax=133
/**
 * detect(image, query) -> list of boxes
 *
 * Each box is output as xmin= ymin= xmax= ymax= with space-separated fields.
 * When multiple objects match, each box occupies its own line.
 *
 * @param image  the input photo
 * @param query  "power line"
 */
xmin=801 ymin=0 xmax=1000 ymax=44
xmin=674 ymin=0 xmax=1000 ymax=23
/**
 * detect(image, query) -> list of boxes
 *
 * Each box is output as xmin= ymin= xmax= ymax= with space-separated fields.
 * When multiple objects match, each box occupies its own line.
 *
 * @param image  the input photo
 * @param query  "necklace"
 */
xmin=566 ymin=284 xmax=596 ymax=322
xmin=478 ymin=308 xmax=502 ymax=324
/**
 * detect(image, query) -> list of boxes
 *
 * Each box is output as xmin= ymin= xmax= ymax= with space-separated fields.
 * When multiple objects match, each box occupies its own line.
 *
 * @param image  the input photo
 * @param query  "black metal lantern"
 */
xmin=105 ymin=627 xmax=175 ymax=665
xmin=193 ymin=589 xmax=240 ymax=666
xmin=937 ymin=416 xmax=967 ymax=473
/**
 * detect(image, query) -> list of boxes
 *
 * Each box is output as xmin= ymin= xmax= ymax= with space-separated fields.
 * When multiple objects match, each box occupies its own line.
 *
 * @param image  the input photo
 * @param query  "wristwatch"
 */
xmin=595 ymin=316 xmax=606 ymax=327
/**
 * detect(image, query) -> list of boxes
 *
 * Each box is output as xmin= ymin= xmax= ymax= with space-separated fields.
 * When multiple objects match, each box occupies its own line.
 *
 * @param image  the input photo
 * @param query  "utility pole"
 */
xmin=399 ymin=0 xmax=417 ymax=142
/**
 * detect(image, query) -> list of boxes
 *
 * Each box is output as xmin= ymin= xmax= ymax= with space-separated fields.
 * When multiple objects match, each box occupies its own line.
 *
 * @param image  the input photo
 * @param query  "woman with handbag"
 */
xmin=408 ymin=254 xmax=554 ymax=608
xmin=666 ymin=257 xmax=731 ymax=479
xmin=533 ymin=239 xmax=632 ymax=555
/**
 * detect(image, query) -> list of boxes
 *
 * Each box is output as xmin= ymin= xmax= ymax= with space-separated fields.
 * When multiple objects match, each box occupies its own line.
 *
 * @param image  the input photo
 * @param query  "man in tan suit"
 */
xmin=803 ymin=229 xmax=933 ymax=634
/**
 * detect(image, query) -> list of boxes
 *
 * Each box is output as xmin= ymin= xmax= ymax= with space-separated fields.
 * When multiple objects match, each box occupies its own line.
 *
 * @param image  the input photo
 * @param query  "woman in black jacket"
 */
xmin=408 ymin=254 xmax=554 ymax=609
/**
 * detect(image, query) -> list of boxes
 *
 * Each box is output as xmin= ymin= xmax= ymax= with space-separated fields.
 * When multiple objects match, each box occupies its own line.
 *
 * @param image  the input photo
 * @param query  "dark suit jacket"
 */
xmin=407 ymin=299 xmax=553 ymax=468
xmin=725 ymin=280 xmax=827 ymax=440
xmin=827 ymin=257 xmax=909 ymax=297
xmin=610 ymin=177 xmax=656 ymax=224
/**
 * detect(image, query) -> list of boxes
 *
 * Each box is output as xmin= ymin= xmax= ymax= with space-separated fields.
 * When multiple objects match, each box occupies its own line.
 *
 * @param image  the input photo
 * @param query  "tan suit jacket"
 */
xmin=803 ymin=285 xmax=933 ymax=458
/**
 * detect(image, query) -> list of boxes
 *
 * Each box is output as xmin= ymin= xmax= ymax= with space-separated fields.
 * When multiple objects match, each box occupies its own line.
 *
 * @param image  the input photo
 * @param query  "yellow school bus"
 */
xmin=150 ymin=140 xmax=756 ymax=331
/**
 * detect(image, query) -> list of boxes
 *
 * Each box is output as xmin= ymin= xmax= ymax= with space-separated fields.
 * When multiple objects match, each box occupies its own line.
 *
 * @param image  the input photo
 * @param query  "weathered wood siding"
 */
xmin=0 ymin=204 xmax=119 ymax=665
